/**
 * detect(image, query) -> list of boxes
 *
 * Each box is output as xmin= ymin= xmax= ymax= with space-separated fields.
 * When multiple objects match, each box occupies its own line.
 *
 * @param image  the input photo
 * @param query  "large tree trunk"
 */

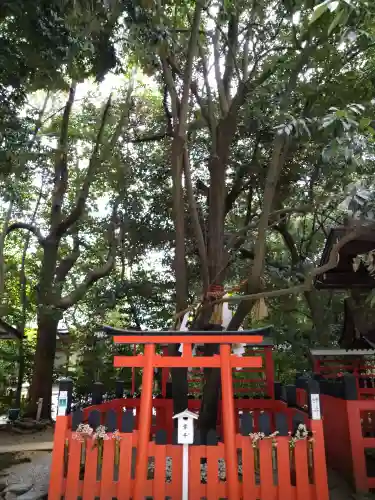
xmin=27 ymin=312 xmax=59 ymax=419
xmin=26 ymin=238 xmax=60 ymax=419
xmin=170 ymin=141 xmax=189 ymax=418
xmin=198 ymin=152 xmax=227 ymax=438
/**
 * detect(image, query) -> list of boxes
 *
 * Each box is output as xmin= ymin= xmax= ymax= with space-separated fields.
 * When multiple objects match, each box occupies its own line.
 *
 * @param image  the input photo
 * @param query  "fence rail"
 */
xmin=75 ymin=396 xmax=309 ymax=443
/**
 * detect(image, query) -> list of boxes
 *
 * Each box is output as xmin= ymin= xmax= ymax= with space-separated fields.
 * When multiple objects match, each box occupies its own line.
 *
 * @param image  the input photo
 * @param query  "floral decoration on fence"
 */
xmin=73 ymin=424 xmax=121 ymax=446
xmin=249 ymin=423 xmax=314 ymax=449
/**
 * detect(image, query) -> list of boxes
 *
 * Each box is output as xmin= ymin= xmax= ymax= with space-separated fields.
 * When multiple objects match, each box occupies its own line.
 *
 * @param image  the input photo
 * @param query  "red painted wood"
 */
xmin=310 ymin=420 xmax=329 ymax=500
xmin=153 ymin=441 xmax=167 ymax=500
xmin=113 ymin=334 xmax=264 ymax=345
xmin=347 ymin=400 xmax=369 ymax=492
xmin=48 ymin=416 xmax=68 ymax=500
xmin=100 ymin=438 xmax=116 ymax=499
xmin=117 ymin=433 xmax=133 ymax=500
xmin=276 ymin=438 xmax=293 ymax=500
xmin=207 ymin=443 xmax=220 ymax=500
xmin=65 ymin=435 xmax=82 ymax=500
xmin=168 ymin=444 xmax=182 ymax=499
xmin=240 ymin=435 xmax=257 ymax=500
xmin=294 ymin=440 xmax=311 ymax=500
xmin=189 ymin=445 xmax=203 ymax=499
xmin=259 ymin=439 xmax=274 ymax=500
xmin=82 ymin=439 xmax=99 ymax=500
xmin=114 ymin=354 xmax=263 ymax=368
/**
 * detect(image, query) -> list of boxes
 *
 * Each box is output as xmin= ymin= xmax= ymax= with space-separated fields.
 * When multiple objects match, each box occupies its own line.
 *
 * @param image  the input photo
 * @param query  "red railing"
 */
xmin=315 ymin=394 xmax=375 ymax=492
xmin=49 ymin=411 xmax=329 ymax=500
xmin=313 ymin=357 xmax=375 ymax=399
xmin=79 ymin=397 xmax=309 ymax=442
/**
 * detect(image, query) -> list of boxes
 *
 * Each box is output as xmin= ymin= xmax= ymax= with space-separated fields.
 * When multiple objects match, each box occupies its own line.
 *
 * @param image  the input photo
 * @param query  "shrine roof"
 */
xmin=314 ymin=226 xmax=375 ymax=290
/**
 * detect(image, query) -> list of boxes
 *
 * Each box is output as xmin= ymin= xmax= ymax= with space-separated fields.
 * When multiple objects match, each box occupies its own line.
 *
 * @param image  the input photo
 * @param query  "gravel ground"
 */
xmin=0 ymin=452 xmax=51 ymax=500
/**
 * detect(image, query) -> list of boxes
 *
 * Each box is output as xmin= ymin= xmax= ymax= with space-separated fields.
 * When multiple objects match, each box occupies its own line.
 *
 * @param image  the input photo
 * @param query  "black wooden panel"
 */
xmin=71 ymin=409 xmax=83 ymax=431
xmin=274 ymin=382 xmax=283 ymax=400
xmin=275 ymin=413 xmax=288 ymax=436
xmin=206 ymin=429 xmax=218 ymax=446
xmin=285 ymin=385 xmax=297 ymax=407
xmin=343 ymin=374 xmax=358 ymax=400
xmin=105 ymin=409 xmax=117 ymax=432
xmin=115 ymin=380 xmax=124 ymax=399
xmin=121 ymin=411 xmax=135 ymax=433
xmin=88 ymin=409 xmax=101 ymax=430
xmin=240 ymin=412 xmax=253 ymax=435
xmin=259 ymin=413 xmax=271 ymax=435
xmin=155 ymin=429 xmax=167 ymax=445
xmin=193 ymin=430 xmax=201 ymax=445
xmin=91 ymin=382 xmax=104 ymax=405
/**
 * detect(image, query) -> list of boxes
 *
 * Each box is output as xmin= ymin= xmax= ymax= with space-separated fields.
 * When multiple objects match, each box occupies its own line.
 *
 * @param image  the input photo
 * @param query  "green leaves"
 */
xmin=310 ymin=1 xmax=332 ymax=24
xmin=309 ymin=0 xmax=358 ymax=35
xmin=328 ymin=7 xmax=346 ymax=34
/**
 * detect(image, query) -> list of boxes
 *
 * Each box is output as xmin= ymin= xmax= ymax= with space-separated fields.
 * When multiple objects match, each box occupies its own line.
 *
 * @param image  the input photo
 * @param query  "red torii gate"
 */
xmin=105 ymin=327 xmax=267 ymax=500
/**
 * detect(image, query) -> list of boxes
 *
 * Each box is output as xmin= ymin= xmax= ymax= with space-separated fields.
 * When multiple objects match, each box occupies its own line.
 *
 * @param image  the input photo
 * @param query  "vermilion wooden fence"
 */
xmin=51 ymin=329 xmax=329 ymax=499
xmin=297 ymin=373 xmax=375 ymax=493
xmin=320 ymin=395 xmax=375 ymax=492
xmin=49 ymin=407 xmax=329 ymax=500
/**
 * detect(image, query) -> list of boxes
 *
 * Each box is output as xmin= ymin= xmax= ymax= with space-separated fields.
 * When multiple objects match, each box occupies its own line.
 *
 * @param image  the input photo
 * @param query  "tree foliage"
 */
xmin=1 ymin=0 xmax=375 ymax=423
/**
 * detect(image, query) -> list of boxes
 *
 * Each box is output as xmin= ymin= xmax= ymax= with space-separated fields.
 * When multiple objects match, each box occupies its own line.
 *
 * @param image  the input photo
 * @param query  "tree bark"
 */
xmin=26 ymin=236 xmax=60 ymax=418
xmin=27 ymin=311 xmax=59 ymax=419
xmin=0 ymin=200 xmax=14 ymax=303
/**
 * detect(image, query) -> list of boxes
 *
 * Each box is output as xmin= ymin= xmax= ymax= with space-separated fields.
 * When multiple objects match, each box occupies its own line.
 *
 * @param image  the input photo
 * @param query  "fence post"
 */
xmin=274 ymin=382 xmax=283 ymax=400
xmin=310 ymin=418 xmax=329 ymax=500
xmin=115 ymin=379 xmax=124 ymax=399
xmin=57 ymin=377 xmax=73 ymax=416
xmin=285 ymin=385 xmax=297 ymax=407
xmin=344 ymin=374 xmax=367 ymax=491
xmin=91 ymin=381 xmax=104 ymax=405
xmin=296 ymin=375 xmax=308 ymax=389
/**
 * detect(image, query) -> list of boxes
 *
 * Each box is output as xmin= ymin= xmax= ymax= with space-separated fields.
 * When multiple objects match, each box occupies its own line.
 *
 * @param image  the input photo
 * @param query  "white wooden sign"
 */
xmin=57 ymin=390 xmax=68 ymax=416
xmin=173 ymin=409 xmax=198 ymax=445
xmin=172 ymin=410 xmax=198 ymax=500
xmin=177 ymin=417 xmax=194 ymax=445
xmin=310 ymin=393 xmax=321 ymax=420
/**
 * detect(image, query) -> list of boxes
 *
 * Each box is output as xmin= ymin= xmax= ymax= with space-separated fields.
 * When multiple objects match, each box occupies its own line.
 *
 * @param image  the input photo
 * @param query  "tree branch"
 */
xmin=55 ymin=236 xmax=80 ymax=284
xmin=213 ymin=24 xmax=229 ymax=115
xmin=130 ymin=132 xmax=173 ymax=143
xmin=225 ymin=136 xmax=260 ymax=214
xmin=56 ymin=95 xmax=112 ymax=237
xmin=6 ymin=223 xmax=45 ymax=246
xmin=50 ymin=84 xmax=76 ymax=230
xmin=196 ymin=44 xmax=216 ymax=135
xmin=223 ymin=226 xmax=374 ymax=305
xmin=56 ymin=199 xmax=120 ymax=310
xmin=178 ymin=0 xmax=203 ymax=136
xmin=228 ymin=205 xmax=311 ymax=241
xmin=183 ymin=148 xmax=209 ymax=293
xmin=222 ymin=13 xmax=239 ymax=106
xmin=175 ymin=224 xmax=375 ymax=322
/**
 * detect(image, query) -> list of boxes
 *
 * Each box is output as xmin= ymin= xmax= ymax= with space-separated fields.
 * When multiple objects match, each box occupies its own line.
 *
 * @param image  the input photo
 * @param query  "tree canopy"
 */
xmin=1 ymin=0 xmax=375 ymax=423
